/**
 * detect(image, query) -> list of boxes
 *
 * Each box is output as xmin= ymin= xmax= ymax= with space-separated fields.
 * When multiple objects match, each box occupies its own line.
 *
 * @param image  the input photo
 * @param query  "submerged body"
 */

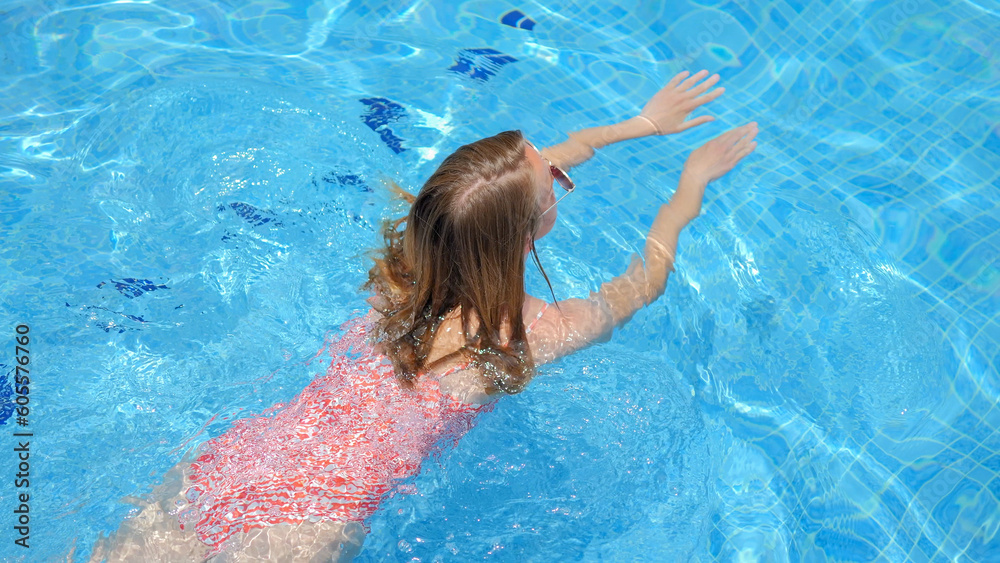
xmin=88 ymin=70 xmax=757 ymax=561
xmin=178 ymin=312 xmax=491 ymax=554
xmin=89 ymin=302 xmax=551 ymax=562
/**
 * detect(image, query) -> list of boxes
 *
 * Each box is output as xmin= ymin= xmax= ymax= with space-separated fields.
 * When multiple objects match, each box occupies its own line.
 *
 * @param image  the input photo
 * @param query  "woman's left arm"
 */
xmin=541 ymin=69 xmax=725 ymax=170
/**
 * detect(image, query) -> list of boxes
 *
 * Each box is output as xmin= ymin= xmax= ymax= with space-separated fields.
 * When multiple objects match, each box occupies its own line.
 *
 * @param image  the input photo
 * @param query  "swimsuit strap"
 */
xmin=526 ymin=302 xmax=549 ymax=334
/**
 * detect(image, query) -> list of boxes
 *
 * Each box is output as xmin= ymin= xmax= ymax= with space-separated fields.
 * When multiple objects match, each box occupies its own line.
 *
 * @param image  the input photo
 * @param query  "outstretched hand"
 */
xmin=685 ymin=122 xmax=759 ymax=184
xmin=639 ymin=70 xmax=724 ymax=136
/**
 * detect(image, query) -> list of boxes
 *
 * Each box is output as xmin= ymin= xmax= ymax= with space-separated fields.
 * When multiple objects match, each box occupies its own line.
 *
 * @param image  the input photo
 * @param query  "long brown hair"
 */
xmin=363 ymin=130 xmax=553 ymax=394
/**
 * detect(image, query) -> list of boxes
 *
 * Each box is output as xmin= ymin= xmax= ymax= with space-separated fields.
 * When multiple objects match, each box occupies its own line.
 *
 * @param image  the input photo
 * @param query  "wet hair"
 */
xmin=363 ymin=130 xmax=556 ymax=394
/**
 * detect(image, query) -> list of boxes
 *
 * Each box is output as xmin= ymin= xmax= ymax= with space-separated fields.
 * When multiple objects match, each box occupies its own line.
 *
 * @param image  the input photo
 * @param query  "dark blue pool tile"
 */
xmin=220 ymin=201 xmax=284 ymax=227
xmin=96 ymin=278 xmax=169 ymax=299
xmin=448 ymin=48 xmax=517 ymax=82
xmin=359 ymin=97 xmax=408 ymax=153
xmin=500 ymin=10 xmax=525 ymax=27
xmin=321 ymin=172 xmax=371 ymax=192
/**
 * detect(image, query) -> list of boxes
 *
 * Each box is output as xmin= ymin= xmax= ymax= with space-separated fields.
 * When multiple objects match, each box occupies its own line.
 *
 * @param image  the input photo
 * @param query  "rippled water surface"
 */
xmin=1 ymin=0 xmax=998 ymax=561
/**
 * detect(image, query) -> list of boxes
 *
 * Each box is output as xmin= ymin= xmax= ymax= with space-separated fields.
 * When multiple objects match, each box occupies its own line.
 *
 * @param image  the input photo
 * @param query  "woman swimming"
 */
xmin=87 ymin=69 xmax=758 ymax=562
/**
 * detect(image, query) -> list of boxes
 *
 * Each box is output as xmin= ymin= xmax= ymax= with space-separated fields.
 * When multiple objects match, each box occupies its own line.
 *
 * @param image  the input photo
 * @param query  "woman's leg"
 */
xmin=212 ymin=520 xmax=366 ymax=562
xmin=89 ymin=451 xmax=367 ymax=562
xmin=88 ymin=452 xmax=212 ymax=562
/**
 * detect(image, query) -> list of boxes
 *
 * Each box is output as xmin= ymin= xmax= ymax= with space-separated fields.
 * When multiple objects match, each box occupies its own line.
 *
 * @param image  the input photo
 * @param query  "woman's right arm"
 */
xmin=529 ymin=122 xmax=759 ymax=365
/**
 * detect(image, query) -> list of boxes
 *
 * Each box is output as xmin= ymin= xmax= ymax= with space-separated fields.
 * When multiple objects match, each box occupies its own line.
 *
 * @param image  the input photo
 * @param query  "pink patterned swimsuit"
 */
xmin=176 ymin=306 xmax=544 ymax=555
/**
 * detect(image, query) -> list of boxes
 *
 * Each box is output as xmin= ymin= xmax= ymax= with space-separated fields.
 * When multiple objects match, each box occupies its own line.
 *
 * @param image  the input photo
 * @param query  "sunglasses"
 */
xmin=526 ymin=140 xmax=575 ymax=216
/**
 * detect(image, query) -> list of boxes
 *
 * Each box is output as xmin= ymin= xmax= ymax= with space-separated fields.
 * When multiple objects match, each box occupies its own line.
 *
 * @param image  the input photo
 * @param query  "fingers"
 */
xmin=679 ymin=69 xmax=710 ymax=91
xmin=678 ymin=115 xmax=715 ymax=132
xmin=716 ymin=127 xmax=743 ymax=145
xmin=718 ymin=122 xmax=757 ymax=145
xmin=698 ymin=86 xmax=725 ymax=103
xmin=733 ymin=124 xmax=759 ymax=159
xmin=666 ymin=70 xmax=691 ymax=88
xmin=689 ymin=73 xmax=720 ymax=96
xmin=734 ymin=122 xmax=758 ymax=143
xmin=688 ymin=86 xmax=724 ymax=110
xmin=738 ymin=141 xmax=757 ymax=159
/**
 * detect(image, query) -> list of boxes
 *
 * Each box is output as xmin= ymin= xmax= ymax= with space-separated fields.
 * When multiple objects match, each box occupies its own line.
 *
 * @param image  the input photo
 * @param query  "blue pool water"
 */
xmin=1 ymin=0 xmax=998 ymax=560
